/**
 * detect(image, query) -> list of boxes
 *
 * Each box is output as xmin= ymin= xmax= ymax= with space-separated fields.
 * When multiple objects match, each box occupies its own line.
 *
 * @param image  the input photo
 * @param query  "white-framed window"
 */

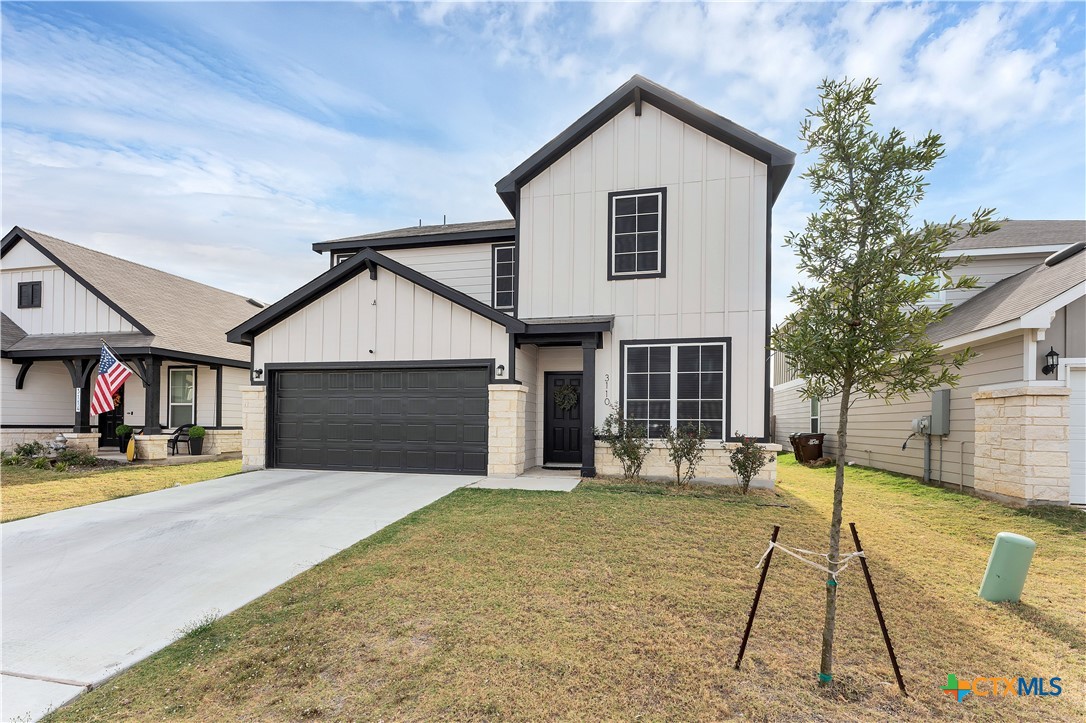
xmin=609 ymin=188 xmax=666 ymax=279
xmin=168 ymin=367 xmax=196 ymax=427
xmin=623 ymin=340 xmax=726 ymax=439
xmin=332 ymin=252 xmax=356 ymax=266
xmin=492 ymin=244 xmax=515 ymax=310
xmin=811 ymin=397 xmax=821 ymax=433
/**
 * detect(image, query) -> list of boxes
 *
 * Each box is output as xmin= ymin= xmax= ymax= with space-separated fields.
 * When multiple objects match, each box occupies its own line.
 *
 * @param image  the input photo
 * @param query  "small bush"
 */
xmin=31 ymin=456 xmax=51 ymax=470
xmin=56 ymin=449 xmax=99 ymax=467
xmin=662 ymin=424 xmax=710 ymax=487
xmin=2 ymin=453 xmax=25 ymax=467
xmin=594 ymin=409 xmax=650 ymax=480
xmin=13 ymin=441 xmax=46 ymax=457
xmin=187 ymin=425 xmax=206 ymax=439
xmin=116 ymin=424 xmax=133 ymax=437
xmin=729 ymin=432 xmax=771 ymax=494
xmin=53 ymin=461 xmax=69 ymax=472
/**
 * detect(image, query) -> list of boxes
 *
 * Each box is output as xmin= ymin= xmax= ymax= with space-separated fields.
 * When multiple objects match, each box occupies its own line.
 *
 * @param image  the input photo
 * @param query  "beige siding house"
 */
xmin=229 ymin=76 xmax=796 ymax=483
xmin=772 ymin=221 xmax=1086 ymax=506
xmin=1 ymin=227 xmax=258 ymax=457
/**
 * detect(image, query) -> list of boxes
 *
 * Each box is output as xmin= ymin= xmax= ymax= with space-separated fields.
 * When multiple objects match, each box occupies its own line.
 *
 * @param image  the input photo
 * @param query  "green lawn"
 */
xmin=47 ymin=457 xmax=1084 ymax=721
xmin=1 ymin=460 xmax=242 ymax=522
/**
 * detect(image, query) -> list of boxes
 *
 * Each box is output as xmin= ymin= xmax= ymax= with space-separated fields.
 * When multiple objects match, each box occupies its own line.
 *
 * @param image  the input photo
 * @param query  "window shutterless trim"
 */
xmin=607 ymin=187 xmax=666 ymax=280
xmin=17 ymin=281 xmax=42 ymax=309
xmin=491 ymin=242 xmax=516 ymax=310
xmin=167 ymin=365 xmax=197 ymax=428
xmin=618 ymin=337 xmax=732 ymax=441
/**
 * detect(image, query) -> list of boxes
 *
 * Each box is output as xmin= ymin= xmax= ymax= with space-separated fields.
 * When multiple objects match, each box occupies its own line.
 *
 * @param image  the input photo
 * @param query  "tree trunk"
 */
xmin=819 ymin=376 xmax=852 ymax=686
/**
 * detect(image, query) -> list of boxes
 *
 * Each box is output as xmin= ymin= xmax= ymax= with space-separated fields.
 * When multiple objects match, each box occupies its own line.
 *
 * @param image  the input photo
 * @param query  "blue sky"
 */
xmin=3 ymin=2 xmax=1084 ymax=318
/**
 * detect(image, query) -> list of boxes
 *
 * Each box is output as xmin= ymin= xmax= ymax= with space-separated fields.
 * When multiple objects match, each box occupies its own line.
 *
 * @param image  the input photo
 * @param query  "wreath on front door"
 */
xmin=554 ymin=384 xmax=579 ymax=412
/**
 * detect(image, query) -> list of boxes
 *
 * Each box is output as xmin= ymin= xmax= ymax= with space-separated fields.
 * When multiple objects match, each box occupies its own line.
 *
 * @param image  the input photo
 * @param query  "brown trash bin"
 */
xmin=788 ymin=433 xmax=802 ymax=460
xmin=796 ymin=433 xmax=825 ymax=463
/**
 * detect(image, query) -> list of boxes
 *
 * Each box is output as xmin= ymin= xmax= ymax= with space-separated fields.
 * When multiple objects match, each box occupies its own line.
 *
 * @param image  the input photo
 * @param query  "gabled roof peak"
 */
xmin=495 ymin=75 xmax=796 ymax=213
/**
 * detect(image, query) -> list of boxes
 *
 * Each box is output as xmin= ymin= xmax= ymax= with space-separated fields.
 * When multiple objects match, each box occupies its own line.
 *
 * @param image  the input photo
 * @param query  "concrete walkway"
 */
xmin=1 ymin=469 xmax=466 ymax=722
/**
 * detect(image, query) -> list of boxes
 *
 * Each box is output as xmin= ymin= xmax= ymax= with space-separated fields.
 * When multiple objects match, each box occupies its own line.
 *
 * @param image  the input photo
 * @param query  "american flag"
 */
xmin=90 ymin=343 xmax=133 ymax=416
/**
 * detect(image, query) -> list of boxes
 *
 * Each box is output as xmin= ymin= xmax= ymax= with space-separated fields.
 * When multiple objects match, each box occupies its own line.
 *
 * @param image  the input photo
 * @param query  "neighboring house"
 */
xmin=228 ymin=75 xmax=796 ymax=482
xmin=773 ymin=220 xmax=1086 ymax=506
xmin=1 ymin=227 xmax=260 ymax=456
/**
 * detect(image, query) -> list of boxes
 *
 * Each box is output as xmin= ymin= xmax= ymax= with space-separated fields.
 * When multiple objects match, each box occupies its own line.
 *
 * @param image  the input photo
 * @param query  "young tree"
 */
xmin=772 ymin=78 xmax=997 ymax=686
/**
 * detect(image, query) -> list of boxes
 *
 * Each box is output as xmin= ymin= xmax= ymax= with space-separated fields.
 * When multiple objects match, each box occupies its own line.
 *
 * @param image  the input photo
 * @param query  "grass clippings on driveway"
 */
xmin=47 ymin=457 xmax=1084 ymax=721
xmin=1 ymin=459 xmax=242 ymax=522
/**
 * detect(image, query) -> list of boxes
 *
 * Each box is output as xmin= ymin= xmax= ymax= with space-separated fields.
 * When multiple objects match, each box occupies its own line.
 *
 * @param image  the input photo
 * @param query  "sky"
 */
xmin=3 ymin=1 xmax=1084 ymax=320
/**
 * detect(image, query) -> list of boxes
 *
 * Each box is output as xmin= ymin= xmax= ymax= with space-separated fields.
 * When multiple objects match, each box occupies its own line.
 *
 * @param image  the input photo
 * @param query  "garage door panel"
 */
xmin=272 ymin=366 xmax=488 ymax=474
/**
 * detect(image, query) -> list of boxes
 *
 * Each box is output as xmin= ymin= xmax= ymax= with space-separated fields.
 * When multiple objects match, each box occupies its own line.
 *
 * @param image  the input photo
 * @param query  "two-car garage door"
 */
xmin=270 ymin=366 xmax=489 ymax=474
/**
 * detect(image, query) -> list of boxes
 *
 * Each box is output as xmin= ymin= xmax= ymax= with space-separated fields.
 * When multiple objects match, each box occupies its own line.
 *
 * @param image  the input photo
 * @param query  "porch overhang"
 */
xmin=515 ymin=315 xmax=613 ymax=349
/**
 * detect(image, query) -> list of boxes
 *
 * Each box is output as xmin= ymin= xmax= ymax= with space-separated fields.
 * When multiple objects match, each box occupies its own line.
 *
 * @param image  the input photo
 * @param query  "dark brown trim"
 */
xmin=14 ymin=360 xmax=33 ymax=390
xmin=491 ymin=242 xmax=516 ymax=311
xmin=606 ymin=187 xmax=667 ymax=281
xmin=2 ymin=227 xmax=153 ymax=335
xmin=495 ymin=75 xmax=795 ymax=213
xmin=166 ymin=365 xmax=197 ymax=428
xmin=617 ymin=337 xmax=734 ymax=442
xmin=313 ymin=227 xmax=514 ymax=254
xmin=228 ymin=247 xmax=526 ymax=344
xmin=2 ymin=346 xmax=249 ymax=369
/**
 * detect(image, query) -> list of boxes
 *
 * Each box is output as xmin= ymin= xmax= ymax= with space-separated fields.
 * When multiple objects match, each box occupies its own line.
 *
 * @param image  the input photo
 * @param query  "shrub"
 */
xmin=594 ymin=410 xmax=650 ymax=480
xmin=116 ymin=424 xmax=133 ymax=437
xmin=56 ymin=449 xmax=99 ymax=467
xmin=13 ymin=441 xmax=46 ymax=458
xmin=53 ymin=461 xmax=69 ymax=472
xmin=187 ymin=426 xmax=206 ymax=439
xmin=2 ymin=453 xmax=25 ymax=467
xmin=729 ymin=432 xmax=771 ymax=494
xmin=31 ymin=456 xmax=51 ymax=470
xmin=662 ymin=423 xmax=710 ymax=487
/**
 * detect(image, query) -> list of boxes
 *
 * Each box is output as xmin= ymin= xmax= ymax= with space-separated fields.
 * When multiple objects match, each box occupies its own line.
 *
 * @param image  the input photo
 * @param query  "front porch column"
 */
xmin=62 ymin=358 xmax=95 ymax=433
xmin=143 ymin=355 xmax=163 ymax=434
xmin=487 ymin=384 xmax=527 ymax=477
xmin=581 ymin=340 xmax=596 ymax=478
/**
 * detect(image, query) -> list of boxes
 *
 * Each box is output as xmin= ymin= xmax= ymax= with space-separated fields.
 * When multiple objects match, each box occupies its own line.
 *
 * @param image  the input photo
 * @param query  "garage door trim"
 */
xmin=266 ymin=359 xmax=497 ymax=474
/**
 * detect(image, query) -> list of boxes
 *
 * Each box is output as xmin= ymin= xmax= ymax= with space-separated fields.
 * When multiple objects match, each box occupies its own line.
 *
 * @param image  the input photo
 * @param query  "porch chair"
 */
xmin=167 ymin=424 xmax=194 ymax=456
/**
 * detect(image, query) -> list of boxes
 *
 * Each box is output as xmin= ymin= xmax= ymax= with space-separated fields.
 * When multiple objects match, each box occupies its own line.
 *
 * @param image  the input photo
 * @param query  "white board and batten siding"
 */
xmin=1 ymin=239 xmax=137 ymax=335
xmin=382 ymin=245 xmax=496 ymax=305
xmin=518 ymin=101 xmax=770 ymax=435
xmin=251 ymin=268 xmax=510 ymax=372
xmin=773 ymin=335 xmax=1025 ymax=489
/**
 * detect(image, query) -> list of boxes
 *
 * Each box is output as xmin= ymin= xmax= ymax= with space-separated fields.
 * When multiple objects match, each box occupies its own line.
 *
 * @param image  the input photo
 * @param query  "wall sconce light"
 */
xmin=496 ymin=364 xmax=506 ymax=377
xmin=1041 ymin=347 xmax=1060 ymax=376
xmin=253 ymin=369 xmax=263 ymax=380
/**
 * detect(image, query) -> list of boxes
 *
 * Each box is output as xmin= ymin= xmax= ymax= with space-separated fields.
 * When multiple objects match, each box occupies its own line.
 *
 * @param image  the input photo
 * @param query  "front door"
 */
xmin=98 ymin=384 xmax=125 ymax=448
xmin=544 ymin=372 xmax=582 ymax=465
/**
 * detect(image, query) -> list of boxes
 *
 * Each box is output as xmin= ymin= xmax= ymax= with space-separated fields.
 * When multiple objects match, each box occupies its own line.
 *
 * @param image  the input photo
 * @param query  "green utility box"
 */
xmin=978 ymin=532 xmax=1036 ymax=603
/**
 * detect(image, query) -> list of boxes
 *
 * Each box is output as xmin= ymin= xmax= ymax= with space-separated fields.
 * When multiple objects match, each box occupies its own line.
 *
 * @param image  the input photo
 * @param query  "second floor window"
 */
xmin=18 ymin=281 xmax=42 ymax=308
xmin=609 ymin=188 xmax=666 ymax=279
xmin=493 ymin=244 xmax=515 ymax=310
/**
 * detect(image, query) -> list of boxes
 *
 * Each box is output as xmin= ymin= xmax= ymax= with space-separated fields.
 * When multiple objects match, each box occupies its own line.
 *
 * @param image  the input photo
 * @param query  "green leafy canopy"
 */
xmin=772 ymin=78 xmax=1000 ymax=405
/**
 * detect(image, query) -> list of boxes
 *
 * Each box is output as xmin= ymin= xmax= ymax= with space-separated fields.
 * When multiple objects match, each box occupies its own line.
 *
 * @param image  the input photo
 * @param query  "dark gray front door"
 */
xmin=544 ymin=372 xmax=582 ymax=465
xmin=271 ymin=366 xmax=488 ymax=474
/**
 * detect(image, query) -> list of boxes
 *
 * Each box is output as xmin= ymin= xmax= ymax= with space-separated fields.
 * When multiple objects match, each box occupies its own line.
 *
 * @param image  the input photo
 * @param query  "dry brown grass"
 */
xmin=1 ymin=460 xmax=242 ymax=522
xmin=47 ymin=457 xmax=1084 ymax=721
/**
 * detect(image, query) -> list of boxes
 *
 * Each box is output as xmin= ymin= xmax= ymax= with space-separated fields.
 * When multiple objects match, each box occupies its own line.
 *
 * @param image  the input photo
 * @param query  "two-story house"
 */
xmin=227 ymin=76 xmax=796 ymax=482
xmin=773 ymin=220 xmax=1086 ymax=506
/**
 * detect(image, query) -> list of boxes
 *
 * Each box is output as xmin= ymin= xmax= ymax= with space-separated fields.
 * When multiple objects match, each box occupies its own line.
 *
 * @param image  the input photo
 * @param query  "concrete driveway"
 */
xmin=1 ymin=468 xmax=467 ymax=722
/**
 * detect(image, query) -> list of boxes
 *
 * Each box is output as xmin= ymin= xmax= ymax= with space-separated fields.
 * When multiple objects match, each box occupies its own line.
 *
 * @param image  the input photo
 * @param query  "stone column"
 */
xmin=240 ymin=385 xmax=267 ymax=471
xmin=973 ymin=386 xmax=1071 ymax=505
xmin=487 ymin=384 xmax=527 ymax=477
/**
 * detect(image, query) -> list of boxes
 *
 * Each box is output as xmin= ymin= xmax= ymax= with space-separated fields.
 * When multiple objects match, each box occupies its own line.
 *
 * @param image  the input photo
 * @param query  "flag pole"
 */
xmin=100 ymin=338 xmax=147 ymax=386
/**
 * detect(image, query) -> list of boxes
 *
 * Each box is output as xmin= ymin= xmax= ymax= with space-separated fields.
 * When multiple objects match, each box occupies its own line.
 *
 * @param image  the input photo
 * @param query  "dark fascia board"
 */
xmin=1 ymin=346 xmax=249 ymax=369
xmin=494 ymin=75 xmax=797 ymax=213
xmin=228 ymin=247 xmax=526 ymax=344
xmin=1 ymin=226 xmax=154 ymax=335
xmin=520 ymin=318 xmax=614 ymax=335
xmin=312 ymin=227 xmax=514 ymax=255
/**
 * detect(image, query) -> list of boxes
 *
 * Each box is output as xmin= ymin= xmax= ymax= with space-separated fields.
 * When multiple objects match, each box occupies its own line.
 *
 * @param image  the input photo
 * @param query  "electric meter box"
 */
xmin=930 ymin=389 xmax=951 ymax=436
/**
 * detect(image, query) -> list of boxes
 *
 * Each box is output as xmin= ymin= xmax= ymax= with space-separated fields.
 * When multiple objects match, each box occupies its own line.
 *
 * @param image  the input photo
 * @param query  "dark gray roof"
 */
xmin=326 ymin=219 xmax=515 ymax=244
xmin=521 ymin=315 xmax=615 ymax=325
xmin=4 ymin=331 xmax=153 ymax=354
xmin=929 ymin=246 xmax=1085 ymax=342
xmin=495 ymin=74 xmax=796 ymax=213
xmin=1 ymin=313 xmax=27 ymax=352
xmin=2 ymin=227 xmax=255 ymax=364
xmin=949 ymin=220 xmax=1085 ymax=252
